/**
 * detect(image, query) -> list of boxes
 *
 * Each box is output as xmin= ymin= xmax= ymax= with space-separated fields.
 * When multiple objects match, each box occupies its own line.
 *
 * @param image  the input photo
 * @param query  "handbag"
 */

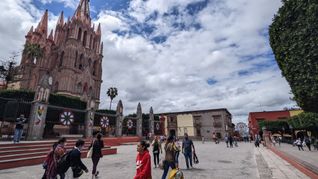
xmin=87 ymin=142 xmax=93 ymax=158
xmin=193 ymin=151 xmax=199 ymax=164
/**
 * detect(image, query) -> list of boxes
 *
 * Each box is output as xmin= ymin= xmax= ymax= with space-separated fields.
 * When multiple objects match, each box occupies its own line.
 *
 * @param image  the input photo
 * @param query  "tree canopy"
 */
xmin=288 ymin=112 xmax=318 ymax=129
xmin=269 ymin=0 xmax=318 ymax=113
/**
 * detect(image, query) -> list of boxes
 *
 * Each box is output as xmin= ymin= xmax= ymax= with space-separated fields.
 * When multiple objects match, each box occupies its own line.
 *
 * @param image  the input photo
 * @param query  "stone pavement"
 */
xmin=255 ymin=147 xmax=309 ymax=179
xmin=0 ymin=141 xmax=310 ymax=179
xmin=271 ymin=143 xmax=318 ymax=174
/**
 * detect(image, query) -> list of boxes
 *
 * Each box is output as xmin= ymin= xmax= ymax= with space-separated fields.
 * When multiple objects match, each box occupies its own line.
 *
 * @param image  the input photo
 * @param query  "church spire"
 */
xmin=100 ymin=42 xmax=103 ymax=55
xmin=35 ymin=9 xmax=48 ymax=37
xmin=27 ymin=26 xmax=33 ymax=36
xmin=57 ymin=11 xmax=64 ymax=26
xmin=74 ymin=0 xmax=90 ymax=21
xmin=96 ymin=23 xmax=101 ymax=36
xmin=48 ymin=29 xmax=54 ymax=41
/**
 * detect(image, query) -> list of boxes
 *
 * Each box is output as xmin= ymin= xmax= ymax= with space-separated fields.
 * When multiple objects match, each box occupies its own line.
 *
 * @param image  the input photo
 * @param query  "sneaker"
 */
xmin=95 ymin=171 xmax=99 ymax=177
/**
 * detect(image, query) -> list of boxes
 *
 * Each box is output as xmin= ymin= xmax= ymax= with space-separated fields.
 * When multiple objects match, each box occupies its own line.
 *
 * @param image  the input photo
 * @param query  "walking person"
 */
xmin=228 ymin=135 xmax=233 ymax=148
xmin=134 ymin=140 xmax=152 ymax=179
xmin=175 ymin=137 xmax=181 ymax=168
xmin=225 ymin=135 xmax=229 ymax=147
xmin=44 ymin=138 xmax=67 ymax=179
xmin=42 ymin=142 xmax=58 ymax=179
xmin=296 ymin=138 xmax=304 ymax=151
xmin=55 ymin=138 xmax=67 ymax=179
xmin=255 ymin=135 xmax=260 ymax=147
xmin=151 ymin=136 xmax=162 ymax=168
xmin=182 ymin=133 xmax=195 ymax=169
xmin=304 ymin=136 xmax=311 ymax=151
xmin=212 ymin=133 xmax=217 ymax=144
xmin=13 ymin=114 xmax=27 ymax=143
xmin=70 ymin=139 xmax=89 ymax=178
xmin=161 ymin=136 xmax=178 ymax=179
xmin=278 ymin=136 xmax=282 ymax=146
xmin=89 ymin=133 xmax=104 ymax=178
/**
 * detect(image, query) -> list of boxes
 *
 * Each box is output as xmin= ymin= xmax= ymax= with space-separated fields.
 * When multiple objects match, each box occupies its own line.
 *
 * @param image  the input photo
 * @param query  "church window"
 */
xmin=79 ymin=54 xmax=83 ymax=70
xmin=77 ymin=83 xmax=82 ymax=94
xmin=54 ymin=82 xmax=59 ymax=92
xmin=59 ymin=51 xmax=64 ymax=67
xmin=74 ymin=51 xmax=78 ymax=67
xmin=89 ymin=34 xmax=93 ymax=48
xmin=66 ymin=28 xmax=70 ymax=42
xmin=83 ymin=83 xmax=88 ymax=94
xmin=92 ymin=37 xmax=95 ymax=50
xmin=88 ymin=87 xmax=93 ymax=97
xmin=88 ymin=58 xmax=92 ymax=68
xmin=93 ymin=60 xmax=97 ymax=76
xmin=83 ymin=31 xmax=87 ymax=47
xmin=78 ymin=28 xmax=82 ymax=41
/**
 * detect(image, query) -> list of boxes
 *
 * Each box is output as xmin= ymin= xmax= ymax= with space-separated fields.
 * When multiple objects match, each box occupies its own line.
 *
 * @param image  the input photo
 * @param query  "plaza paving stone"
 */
xmin=0 ymin=141 xmax=309 ymax=179
xmin=271 ymin=143 xmax=318 ymax=174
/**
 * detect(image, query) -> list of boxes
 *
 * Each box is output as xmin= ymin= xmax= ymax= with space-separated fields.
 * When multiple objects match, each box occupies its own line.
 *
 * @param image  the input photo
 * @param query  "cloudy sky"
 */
xmin=0 ymin=0 xmax=298 ymax=123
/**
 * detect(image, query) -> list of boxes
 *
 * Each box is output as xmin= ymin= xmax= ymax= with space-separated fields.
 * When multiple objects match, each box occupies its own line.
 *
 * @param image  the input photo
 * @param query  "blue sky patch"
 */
xmin=186 ymin=0 xmax=209 ymax=15
xmin=207 ymin=78 xmax=218 ymax=85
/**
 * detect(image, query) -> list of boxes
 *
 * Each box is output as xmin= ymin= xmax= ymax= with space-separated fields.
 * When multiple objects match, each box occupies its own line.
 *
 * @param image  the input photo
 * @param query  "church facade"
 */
xmin=8 ymin=0 xmax=103 ymax=103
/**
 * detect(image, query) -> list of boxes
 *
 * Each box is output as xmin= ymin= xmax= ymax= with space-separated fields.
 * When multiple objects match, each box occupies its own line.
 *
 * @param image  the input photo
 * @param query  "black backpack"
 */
xmin=57 ymin=150 xmax=72 ymax=174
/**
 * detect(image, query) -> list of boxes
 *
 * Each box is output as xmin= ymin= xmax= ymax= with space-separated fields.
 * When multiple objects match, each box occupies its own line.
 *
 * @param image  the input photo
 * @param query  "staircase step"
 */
xmin=0 ymin=145 xmax=109 ymax=157
xmin=0 ymin=148 xmax=117 ymax=170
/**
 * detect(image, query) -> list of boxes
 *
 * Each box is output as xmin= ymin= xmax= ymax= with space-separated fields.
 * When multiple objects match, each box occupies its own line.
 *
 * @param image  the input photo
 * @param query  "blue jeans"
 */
xmin=175 ymin=151 xmax=180 ymax=164
xmin=14 ymin=128 xmax=23 ymax=143
xmin=161 ymin=161 xmax=175 ymax=179
xmin=59 ymin=173 xmax=65 ymax=179
xmin=184 ymin=151 xmax=193 ymax=168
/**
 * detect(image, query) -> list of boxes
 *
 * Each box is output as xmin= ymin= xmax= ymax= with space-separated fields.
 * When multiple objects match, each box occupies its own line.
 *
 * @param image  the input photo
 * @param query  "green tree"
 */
xmin=107 ymin=87 xmax=118 ymax=110
xmin=269 ymin=1 xmax=318 ymax=113
xmin=0 ymin=53 xmax=18 ymax=87
xmin=23 ymin=43 xmax=43 ymax=63
xmin=288 ymin=112 xmax=318 ymax=129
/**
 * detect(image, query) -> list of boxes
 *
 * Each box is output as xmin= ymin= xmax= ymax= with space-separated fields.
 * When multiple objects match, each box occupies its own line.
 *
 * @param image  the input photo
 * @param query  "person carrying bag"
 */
xmin=88 ymin=133 xmax=104 ymax=177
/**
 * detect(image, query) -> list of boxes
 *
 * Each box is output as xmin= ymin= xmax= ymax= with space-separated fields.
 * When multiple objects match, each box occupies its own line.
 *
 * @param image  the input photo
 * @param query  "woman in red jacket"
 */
xmin=134 ymin=140 xmax=152 ymax=179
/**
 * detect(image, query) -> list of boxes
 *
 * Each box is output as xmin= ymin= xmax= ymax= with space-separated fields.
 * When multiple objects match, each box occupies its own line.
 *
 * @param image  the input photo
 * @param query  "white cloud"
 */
xmin=97 ymin=0 xmax=297 ymax=123
xmin=0 ymin=0 xmax=297 ymax=124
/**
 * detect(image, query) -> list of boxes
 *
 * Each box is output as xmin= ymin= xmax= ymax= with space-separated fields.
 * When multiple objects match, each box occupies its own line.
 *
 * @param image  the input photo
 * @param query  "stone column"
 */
xmin=136 ymin=102 xmax=143 ymax=137
xmin=149 ymin=107 xmax=154 ymax=135
xmin=26 ymin=102 xmax=48 ymax=140
xmin=84 ymin=99 xmax=96 ymax=138
xmin=116 ymin=100 xmax=123 ymax=136
xmin=84 ymin=110 xmax=94 ymax=138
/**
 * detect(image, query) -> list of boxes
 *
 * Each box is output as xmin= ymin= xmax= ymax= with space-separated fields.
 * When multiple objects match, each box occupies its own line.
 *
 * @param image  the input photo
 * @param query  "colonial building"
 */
xmin=8 ymin=0 xmax=103 ymax=103
xmin=248 ymin=109 xmax=303 ymax=138
xmin=158 ymin=108 xmax=233 ymax=140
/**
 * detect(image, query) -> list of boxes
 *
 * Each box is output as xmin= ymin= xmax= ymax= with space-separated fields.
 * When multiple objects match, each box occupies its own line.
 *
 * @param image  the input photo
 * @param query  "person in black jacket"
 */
xmin=89 ymin=133 xmax=104 ymax=177
xmin=70 ymin=139 xmax=88 ymax=178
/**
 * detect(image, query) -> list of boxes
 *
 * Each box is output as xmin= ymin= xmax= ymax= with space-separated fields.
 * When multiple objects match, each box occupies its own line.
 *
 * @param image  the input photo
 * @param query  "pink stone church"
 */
xmin=8 ymin=0 xmax=103 ymax=103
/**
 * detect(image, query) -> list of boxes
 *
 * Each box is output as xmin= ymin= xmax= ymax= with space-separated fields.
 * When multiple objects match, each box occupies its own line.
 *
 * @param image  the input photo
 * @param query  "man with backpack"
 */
xmin=70 ymin=139 xmax=89 ymax=178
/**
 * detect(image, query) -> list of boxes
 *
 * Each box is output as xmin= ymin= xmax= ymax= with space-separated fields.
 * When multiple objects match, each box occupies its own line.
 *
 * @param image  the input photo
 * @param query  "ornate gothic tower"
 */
xmin=9 ymin=0 xmax=103 ymax=103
